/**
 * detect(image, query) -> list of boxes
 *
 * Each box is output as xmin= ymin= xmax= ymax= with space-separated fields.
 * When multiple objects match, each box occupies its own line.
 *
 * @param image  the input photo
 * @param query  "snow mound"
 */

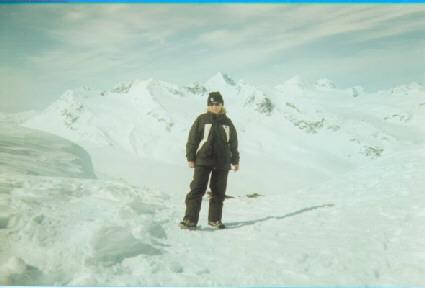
xmin=0 ymin=174 xmax=170 ymax=285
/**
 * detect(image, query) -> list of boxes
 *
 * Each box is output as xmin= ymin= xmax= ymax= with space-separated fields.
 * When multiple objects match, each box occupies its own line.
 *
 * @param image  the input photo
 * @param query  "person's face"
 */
xmin=209 ymin=103 xmax=223 ymax=114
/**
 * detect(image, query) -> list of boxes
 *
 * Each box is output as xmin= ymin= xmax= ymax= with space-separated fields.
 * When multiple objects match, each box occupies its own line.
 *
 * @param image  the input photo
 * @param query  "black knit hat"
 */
xmin=207 ymin=91 xmax=224 ymax=106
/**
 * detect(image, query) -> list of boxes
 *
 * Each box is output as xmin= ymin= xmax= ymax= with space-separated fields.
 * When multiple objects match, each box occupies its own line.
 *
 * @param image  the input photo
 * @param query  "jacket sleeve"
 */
xmin=186 ymin=116 xmax=201 ymax=162
xmin=229 ymin=121 xmax=240 ymax=165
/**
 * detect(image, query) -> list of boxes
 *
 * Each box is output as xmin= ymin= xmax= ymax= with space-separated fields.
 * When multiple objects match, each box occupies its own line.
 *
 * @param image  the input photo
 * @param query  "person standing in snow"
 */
xmin=179 ymin=91 xmax=240 ymax=230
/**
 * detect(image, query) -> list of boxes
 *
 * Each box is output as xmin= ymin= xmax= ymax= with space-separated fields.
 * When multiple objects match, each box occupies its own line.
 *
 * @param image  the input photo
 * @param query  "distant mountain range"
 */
xmin=21 ymin=72 xmax=425 ymax=168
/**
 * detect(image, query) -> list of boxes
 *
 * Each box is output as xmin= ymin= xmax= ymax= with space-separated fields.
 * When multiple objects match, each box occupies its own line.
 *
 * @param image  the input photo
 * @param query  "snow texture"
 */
xmin=1 ymin=73 xmax=424 ymax=285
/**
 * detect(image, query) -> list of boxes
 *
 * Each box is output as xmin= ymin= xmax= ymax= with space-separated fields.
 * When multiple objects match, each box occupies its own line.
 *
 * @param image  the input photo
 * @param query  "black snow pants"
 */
xmin=184 ymin=165 xmax=229 ymax=224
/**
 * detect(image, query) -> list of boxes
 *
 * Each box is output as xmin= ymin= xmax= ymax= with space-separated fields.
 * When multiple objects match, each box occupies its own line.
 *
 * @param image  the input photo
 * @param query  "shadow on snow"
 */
xmin=224 ymin=203 xmax=335 ymax=230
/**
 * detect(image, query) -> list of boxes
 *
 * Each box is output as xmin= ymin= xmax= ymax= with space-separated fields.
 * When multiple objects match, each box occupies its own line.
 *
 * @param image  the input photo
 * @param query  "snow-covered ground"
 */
xmin=1 ymin=73 xmax=424 ymax=285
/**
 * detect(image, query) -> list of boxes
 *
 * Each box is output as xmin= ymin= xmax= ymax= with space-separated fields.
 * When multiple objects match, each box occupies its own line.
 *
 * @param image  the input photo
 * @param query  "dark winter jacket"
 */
xmin=186 ymin=112 xmax=239 ymax=169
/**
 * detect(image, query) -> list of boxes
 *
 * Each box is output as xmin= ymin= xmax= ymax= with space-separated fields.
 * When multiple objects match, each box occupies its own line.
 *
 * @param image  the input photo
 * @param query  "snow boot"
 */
xmin=208 ymin=220 xmax=225 ymax=229
xmin=179 ymin=219 xmax=197 ymax=230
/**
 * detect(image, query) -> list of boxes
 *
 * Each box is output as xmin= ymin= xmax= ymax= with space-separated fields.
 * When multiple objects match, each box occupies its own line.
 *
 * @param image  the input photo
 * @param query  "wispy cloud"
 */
xmin=196 ymin=5 xmax=425 ymax=56
xmin=1 ymin=4 xmax=424 ymax=112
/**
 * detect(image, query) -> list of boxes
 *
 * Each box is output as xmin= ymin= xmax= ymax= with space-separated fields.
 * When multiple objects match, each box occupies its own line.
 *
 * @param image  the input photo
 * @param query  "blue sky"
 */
xmin=1 ymin=4 xmax=425 ymax=112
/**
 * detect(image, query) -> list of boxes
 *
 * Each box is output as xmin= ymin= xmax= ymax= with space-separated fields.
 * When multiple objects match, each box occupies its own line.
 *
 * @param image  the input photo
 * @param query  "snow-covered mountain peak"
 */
xmin=205 ymin=72 xmax=237 ymax=89
xmin=237 ymin=79 xmax=248 ymax=86
xmin=141 ymin=79 xmax=186 ymax=100
xmin=21 ymin=74 xmax=425 ymax=168
xmin=151 ymin=78 xmax=181 ymax=90
xmin=315 ymin=78 xmax=336 ymax=90
xmin=107 ymin=78 xmax=185 ymax=103
xmin=183 ymin=82 xmax=208 ymax=96
xmin=203 ymin=72 xmax=243 ymax=104
xmin=388 ymin=81 xmax=425 ymax=96
xmin=59 ymin=89 xmax=84 ymax=101
xmin=284 ymin=75 xmax=310 ymax=87
xmin=53 ymin=90 xmax=85 ymax=111
xmin=110 ymin=81 xmax=135 ymax=94
xmin=274 ymin=75 xmax=312 ymax=95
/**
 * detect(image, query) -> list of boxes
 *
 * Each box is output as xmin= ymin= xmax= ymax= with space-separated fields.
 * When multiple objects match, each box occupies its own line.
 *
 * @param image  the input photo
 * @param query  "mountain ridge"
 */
xmin=21 ymin=72 xmax=425 ymax=170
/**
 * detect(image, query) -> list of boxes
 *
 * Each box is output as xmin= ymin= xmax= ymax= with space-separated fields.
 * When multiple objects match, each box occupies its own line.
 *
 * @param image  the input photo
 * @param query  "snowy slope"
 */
xmin=23 ymin=80 xmax=202 ymax=164
xmin=1 ymin=128 xmax=424 ymax=285
xmin=163 ymin=147 xmax=425 ymax=286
